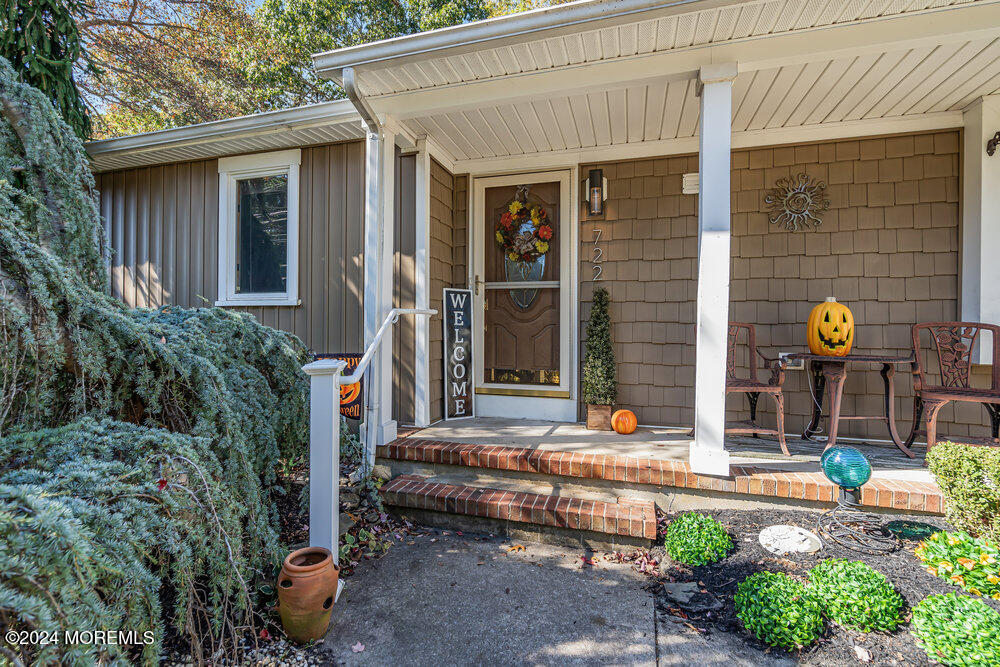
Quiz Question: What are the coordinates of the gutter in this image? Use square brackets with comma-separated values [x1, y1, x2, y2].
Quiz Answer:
[342, 67, 381, 132]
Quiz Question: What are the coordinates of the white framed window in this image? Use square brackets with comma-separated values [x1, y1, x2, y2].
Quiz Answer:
[216, 149, 301, 307]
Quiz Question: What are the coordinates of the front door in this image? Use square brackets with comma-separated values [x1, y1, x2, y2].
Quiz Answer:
[472, 171, 576, 421]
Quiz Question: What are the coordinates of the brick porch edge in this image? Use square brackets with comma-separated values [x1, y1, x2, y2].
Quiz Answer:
[380, 474, 658, 539]
[378, 437, 944, 515]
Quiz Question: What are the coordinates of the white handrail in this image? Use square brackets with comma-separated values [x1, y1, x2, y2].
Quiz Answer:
[340, 307, 436, 385]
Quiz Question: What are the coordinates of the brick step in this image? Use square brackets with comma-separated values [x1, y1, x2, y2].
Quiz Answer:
[377, 437, 945, 515]
[379, 474, 657, 540]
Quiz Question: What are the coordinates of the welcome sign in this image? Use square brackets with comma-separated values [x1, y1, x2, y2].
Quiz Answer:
[443, 288, 474, 420]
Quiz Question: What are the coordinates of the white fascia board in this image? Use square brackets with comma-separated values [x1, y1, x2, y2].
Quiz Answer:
[85, 100, 360, 159]
[312, 0, 748, 78]
[454, 112, 963, 174]
[368, 2, 1000, 121]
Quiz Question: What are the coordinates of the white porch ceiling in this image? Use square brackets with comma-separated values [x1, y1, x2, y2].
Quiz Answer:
[349, 0, 986, 97]
[400, 37, 1000, 162]
[310, 0, 1000, 169]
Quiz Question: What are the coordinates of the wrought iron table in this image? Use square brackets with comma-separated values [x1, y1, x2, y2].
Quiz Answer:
[785, 353, 915, 458]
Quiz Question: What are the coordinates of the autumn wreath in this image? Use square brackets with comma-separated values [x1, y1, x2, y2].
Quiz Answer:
[495, 199, 554, 263]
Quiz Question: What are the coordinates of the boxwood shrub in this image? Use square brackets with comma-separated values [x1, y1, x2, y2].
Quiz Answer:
[916, 530, 1000, 599]
[926, 441, 1000, 543]
[663, 512, 733, 566]
[807, 559, 905, 632]
[735, 572, 824, 650]
[911, 593, 1000, 666]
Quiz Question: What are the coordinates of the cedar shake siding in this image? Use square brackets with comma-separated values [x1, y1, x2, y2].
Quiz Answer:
[97, 141, 366, 355]
[579, 130, 989, 439]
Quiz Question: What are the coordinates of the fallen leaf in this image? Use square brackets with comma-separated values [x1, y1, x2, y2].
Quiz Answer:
[854, 646, 872, 663]
[259, 628, 270, 641]
[352, 642, 365, 653]
[456, 531, 463, 536]
[505, 544, 525, 553]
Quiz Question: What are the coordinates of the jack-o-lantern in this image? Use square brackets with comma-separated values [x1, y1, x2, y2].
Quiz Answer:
[807, 297, 854, 357]
[611, 409, 638, 435]
[340, 381, 361, 405]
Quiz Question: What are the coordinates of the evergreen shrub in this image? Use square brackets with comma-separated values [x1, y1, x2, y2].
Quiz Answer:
[582, 286, 616, 405]
[735, 571, 824, 650]
[663, 512, 733, 566]
[807, 559, 905, 632]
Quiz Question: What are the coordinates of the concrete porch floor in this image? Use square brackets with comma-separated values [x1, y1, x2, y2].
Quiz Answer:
[410, 417, 933, 486]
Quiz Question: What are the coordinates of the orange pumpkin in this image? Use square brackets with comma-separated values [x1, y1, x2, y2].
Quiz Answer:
[807, 297, 854, 357]
[611, 409, 638, 435]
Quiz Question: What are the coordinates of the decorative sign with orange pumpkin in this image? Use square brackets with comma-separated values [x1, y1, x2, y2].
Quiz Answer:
[315, 353, 363, 418]
[807, 298, 854, 357]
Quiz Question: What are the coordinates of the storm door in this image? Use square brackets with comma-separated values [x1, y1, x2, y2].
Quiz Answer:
[472, 171, 573, 419]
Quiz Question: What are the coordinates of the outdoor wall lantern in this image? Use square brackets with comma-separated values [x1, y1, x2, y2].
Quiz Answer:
[816, 446, 898, 554]
[987, 131, 1000, 156]
[584, 169, 607, 216]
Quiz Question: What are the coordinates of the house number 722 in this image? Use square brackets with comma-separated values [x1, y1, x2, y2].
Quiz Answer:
[591, 228, 603, 281]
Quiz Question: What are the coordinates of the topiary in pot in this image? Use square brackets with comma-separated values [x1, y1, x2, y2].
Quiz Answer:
[911, 593, 1000, 666]
[582, 286, 617, 430]
[735, 572, 824, 650]
[807, 559, 905, 632]
[663, 512, 733, 566]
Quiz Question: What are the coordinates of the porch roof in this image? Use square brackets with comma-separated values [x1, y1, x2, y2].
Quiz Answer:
[315, 0, 1000, 171]
[85, 100, 363, 172]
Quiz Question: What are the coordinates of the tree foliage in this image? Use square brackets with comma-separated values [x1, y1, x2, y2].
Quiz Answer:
[78, 0, 569, 138]
[0, 0, 93, 139]
[0, 56, 311, 663]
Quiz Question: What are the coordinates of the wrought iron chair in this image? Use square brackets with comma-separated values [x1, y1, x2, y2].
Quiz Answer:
[725, 323, 789, 455]
[905, 322, 1000, 455]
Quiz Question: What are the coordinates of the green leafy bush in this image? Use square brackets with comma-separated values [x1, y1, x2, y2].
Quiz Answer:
[911, 593, 1000, 666]
[735, 572, 824, 649]
[916, 531, 1000, 599]
[927, 441, 1000, 543]
[807, 559, 905, 631]
[663, 512, 733, 566]
[582, 286, 616, 405]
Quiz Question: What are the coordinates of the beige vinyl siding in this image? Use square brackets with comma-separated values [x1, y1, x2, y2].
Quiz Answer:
[394, 152, 417, 425]
[579, 130, 990, 439]
[428, 160, 459, 422]
[97, 140, 366, 355]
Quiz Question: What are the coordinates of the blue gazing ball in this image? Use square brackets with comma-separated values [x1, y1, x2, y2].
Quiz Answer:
[820, 446, 872, 489]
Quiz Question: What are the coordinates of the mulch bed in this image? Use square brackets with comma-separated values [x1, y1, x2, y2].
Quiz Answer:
[645, 507, 999, 666]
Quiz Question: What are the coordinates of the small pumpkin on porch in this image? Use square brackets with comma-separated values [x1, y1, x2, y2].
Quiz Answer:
[807, 297, 854, 357]
[611, 409, 637, 435]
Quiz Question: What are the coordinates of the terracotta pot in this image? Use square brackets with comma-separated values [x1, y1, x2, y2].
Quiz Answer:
[586, 403, 613, 431]
[277, 547, 340, 643]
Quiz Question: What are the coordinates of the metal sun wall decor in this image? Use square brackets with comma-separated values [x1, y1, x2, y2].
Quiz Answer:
[764, 173, 830, 232]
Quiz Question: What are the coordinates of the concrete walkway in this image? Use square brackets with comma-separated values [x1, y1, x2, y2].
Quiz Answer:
[322, 529, 789, 666]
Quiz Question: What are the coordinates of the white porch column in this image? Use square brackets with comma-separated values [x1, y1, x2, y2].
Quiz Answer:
[376, 128, 397, 451]
[413, 139, 432, 427]
[961, 95, 1000, 363]
[302, 358, 347, 557]
[362, 122, 397, 466]
[690, 63, 737, 476]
